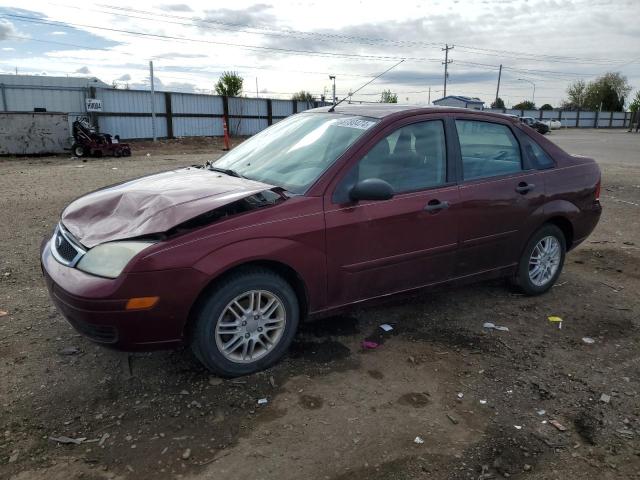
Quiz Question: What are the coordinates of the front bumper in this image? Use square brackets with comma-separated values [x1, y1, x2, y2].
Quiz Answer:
[41, 239, 210, 351]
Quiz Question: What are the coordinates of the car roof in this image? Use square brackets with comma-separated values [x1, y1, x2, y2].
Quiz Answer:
[306, 104, 518, 122]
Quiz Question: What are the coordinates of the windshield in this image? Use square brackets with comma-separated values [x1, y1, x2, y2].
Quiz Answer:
[213, 113, 378, 194]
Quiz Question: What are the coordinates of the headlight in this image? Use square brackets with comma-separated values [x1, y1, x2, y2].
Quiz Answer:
[76, 241, 155, 279]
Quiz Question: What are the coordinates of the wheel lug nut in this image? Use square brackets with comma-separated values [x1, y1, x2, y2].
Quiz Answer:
[257, 327, 263, 332]
[242, 321, 247, 326]
[244, 333, 250, 338]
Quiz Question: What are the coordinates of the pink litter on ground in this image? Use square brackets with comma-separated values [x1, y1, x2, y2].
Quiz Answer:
[362, 340, 380, 350]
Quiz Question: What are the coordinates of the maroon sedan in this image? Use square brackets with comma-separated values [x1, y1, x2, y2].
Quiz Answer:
[42, 105, 601, 376]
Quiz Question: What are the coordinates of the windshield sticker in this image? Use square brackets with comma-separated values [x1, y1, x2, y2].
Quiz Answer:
[334, 118, 377, 130]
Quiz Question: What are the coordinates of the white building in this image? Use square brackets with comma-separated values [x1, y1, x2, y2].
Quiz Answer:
[432, 95, 485, 110]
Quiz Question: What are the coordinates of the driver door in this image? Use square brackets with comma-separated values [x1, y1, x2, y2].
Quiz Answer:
[323, 117, 459, 307]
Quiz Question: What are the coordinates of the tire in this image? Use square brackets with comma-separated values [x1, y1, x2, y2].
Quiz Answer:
[513, 224, 566, 295]
[114, 148, 122, 158]
[191, 268, 300, 377]
[72, 143, 85, 157]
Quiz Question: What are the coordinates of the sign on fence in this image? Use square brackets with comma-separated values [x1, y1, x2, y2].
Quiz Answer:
[85, 98, 103, 112]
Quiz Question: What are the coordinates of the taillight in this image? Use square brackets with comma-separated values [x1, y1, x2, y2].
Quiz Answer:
[595, 178, 601, 202]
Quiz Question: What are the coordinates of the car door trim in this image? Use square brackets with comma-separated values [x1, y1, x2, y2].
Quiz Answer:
[342, 242, 458, 273]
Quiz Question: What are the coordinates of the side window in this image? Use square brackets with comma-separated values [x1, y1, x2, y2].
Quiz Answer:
[455, 120, 522, 180]
[355, 120, 447, 193]
[525, 139, 554, 169]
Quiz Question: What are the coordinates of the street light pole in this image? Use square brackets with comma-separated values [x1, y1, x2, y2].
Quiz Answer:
[329, 75, 336, 105]
[517, 78, 536, 106]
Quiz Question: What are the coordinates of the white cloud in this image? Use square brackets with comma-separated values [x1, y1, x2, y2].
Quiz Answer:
[75, 66, 91, 74]
[50, 31, 68, 36]
[0, 19, 16, 41]
[2, 47, 15, 51]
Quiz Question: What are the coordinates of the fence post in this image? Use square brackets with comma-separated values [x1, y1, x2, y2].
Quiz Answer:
[576, 109, 581, 128]
[292, 101, 297, 114]
[539, 109, 543, 120]
[594, 109, 598, 128]
[0, 83, 6, 111]
[222, 96, 229, 136]
[266, 98, 273, 126]
[164, 92, 173, 139]
[609, 111, 613, 128]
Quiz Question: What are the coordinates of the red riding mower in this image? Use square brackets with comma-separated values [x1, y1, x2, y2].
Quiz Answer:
[71, 117, 132, 158]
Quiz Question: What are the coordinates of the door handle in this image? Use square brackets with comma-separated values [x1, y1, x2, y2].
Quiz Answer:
[515, 182, 535, 194]
[424, 199, 450, 213]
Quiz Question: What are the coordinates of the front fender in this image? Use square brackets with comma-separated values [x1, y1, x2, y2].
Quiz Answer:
[192, 237, 327, 312]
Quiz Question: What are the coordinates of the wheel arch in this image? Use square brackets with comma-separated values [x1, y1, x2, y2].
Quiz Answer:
[545, 215, 574, 250]
[183, 259, 310, 341]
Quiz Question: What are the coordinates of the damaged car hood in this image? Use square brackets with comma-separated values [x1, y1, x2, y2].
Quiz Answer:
[61, 167, 276, 248]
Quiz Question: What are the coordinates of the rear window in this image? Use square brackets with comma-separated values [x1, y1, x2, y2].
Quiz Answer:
[525, 139, 555, 169]
[455, 120, 522, 180]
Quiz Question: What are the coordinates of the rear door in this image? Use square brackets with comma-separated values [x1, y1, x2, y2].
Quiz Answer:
[452, 117, 546, 276]
[324, 116, 459, 307]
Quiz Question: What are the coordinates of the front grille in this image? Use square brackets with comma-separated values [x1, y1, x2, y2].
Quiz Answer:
[67, 317, 118, 344]
[55, 233, 77, 262]
[50, 224, 85, 267]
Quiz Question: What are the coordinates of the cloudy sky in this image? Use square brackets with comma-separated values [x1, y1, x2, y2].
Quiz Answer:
[0, 0, 638, 107]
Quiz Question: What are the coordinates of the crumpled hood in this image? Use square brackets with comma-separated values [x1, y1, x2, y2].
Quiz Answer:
[61, 167, 274, 248]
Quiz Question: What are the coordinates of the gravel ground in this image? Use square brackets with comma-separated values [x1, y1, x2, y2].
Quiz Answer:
[1, 129, 639, 480]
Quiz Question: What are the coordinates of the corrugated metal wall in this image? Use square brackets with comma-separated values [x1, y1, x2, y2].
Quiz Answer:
[0, 81, 631, 140]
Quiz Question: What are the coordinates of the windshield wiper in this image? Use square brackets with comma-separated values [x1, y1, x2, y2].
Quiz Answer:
[204, 161, 245, 178]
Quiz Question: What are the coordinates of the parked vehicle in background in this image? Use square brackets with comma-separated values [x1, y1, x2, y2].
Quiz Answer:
[42, 105, 602, 377]
[543, 119, 562, 130]
[520, 116, 550, 134]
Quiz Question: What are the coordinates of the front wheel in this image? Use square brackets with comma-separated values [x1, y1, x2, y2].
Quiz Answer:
[513, 224, 566, 295]
[191, 269, 299, 377]
[71, 143, 85, 157]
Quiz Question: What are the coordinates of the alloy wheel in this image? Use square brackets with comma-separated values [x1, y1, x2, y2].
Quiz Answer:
[214, 290, 286, 363]
[528, 235, 561, 286]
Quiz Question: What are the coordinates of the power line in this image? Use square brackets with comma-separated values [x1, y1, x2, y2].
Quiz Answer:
[1, 13, 442, 64]
[77, 3, 625, 66]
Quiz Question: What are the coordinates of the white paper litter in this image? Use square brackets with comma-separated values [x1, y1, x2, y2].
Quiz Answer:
[380, 323, 393, 332]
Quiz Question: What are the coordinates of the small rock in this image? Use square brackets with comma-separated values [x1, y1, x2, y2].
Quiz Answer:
[60, 346, 80, 356]
[600, 393, 611, 404]
[208, 377, 223, 386]
[179, 390, 189, 395]
[524, 464, 532, 471]
[181, 448, 191, 460]
[257, 398, 268, 406]
[8, 450, 18, 463]
[582, 337, 595, 345]
[413, 436, 425, 444]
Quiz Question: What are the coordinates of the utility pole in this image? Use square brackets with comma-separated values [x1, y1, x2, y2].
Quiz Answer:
[442, 44, 453, 97]
[329, 75, 336, 105]
[255, 77, 259, 98]
[495, 64, 502, 106]
[428, 86, 431, 105]
[149, 60, 157, 142]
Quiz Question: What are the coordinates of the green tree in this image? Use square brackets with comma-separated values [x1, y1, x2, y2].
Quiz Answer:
[565, 79, 587, 109]
[565, 73, 631, 111]
[629, 91, 640, 113]
[540, 103, 554, 110]
[490, 97, 505, 109]
[513, 100, 536, 110]
[380, 89, 398, 103]
[291, 90, 315, 102]
[583, 72, 631, 111]
[215, 71, 243, 97]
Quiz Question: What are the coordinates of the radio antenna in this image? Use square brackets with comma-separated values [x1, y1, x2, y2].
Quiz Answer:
[328, 59, 405, 112]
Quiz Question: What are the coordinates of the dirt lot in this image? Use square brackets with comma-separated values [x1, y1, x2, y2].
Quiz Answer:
[1, 129, 639, 480]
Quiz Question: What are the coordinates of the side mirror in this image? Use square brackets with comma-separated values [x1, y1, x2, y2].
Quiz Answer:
[349, 178, 394, 202]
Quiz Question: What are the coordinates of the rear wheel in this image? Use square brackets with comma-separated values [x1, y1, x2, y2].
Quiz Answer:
[513, 224, 566, 295]
[191, 269, 299, 377]
[71, 143, 85, 157]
